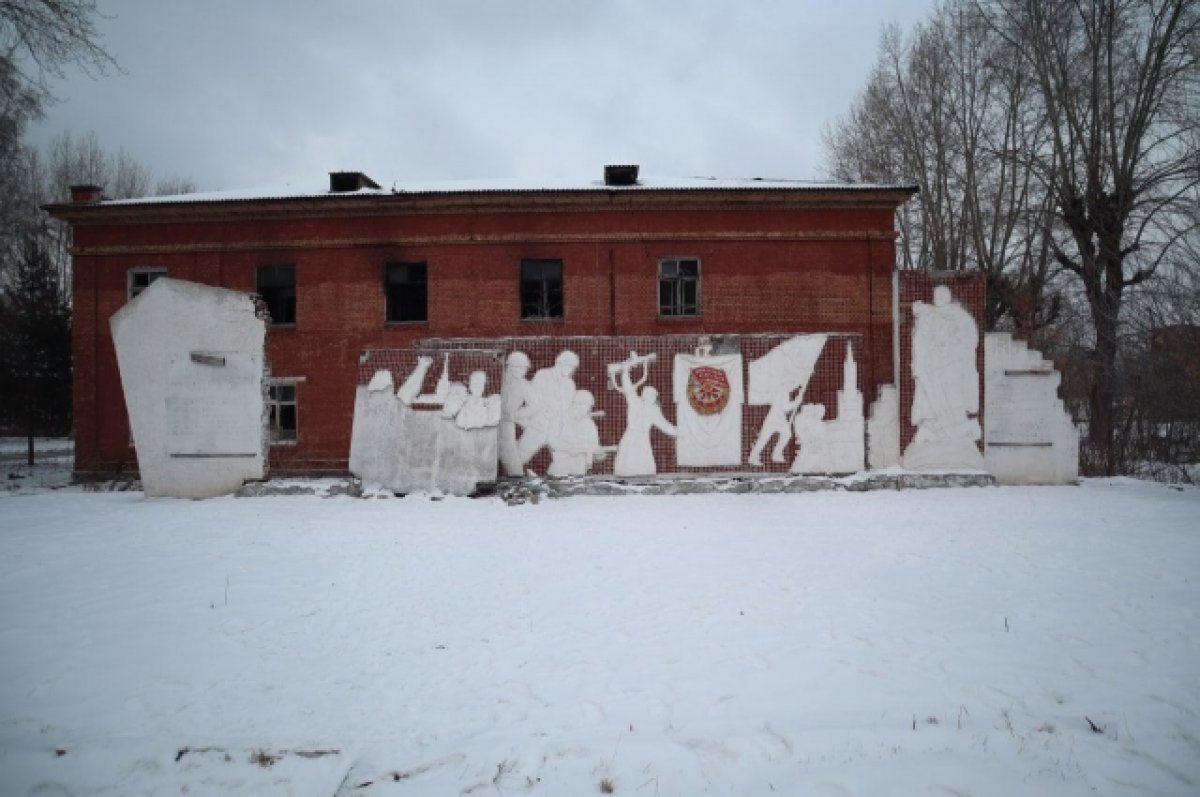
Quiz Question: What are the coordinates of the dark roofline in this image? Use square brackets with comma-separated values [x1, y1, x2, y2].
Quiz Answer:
[44, 182, 919, 224]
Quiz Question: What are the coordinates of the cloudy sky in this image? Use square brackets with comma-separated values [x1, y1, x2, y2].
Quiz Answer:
[27, 0, 935, 193]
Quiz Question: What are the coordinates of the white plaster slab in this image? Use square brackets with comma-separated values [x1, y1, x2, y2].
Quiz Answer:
[165, 352, 263, 456]
[867, 384, 901, 469]
[672, 352, 744, 467]
[110, 278, 266, 498]
[983, 332, 1079, 484]
[349, 354, 502, 495]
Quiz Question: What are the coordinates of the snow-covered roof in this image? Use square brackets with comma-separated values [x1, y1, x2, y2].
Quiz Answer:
[101, 175, 918, 206]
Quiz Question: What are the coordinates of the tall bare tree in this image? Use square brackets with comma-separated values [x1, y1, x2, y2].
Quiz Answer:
[2, 0, 117, 278]
[823, 3, 1062, 335]
[1, 0, 117, 104]
[988, 0, 1200, 474]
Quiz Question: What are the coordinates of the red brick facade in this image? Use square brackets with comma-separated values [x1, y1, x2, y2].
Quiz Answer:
[50, 182, 916, 476]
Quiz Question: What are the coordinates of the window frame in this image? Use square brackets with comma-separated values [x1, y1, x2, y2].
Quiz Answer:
[266, 377, 302, 446]
[128, 267, 168, 300]
[520, 258, 564, 320]
[256, 264, 297, 326]
[658, 257, 701, 318]
[384, 261, 428, 324]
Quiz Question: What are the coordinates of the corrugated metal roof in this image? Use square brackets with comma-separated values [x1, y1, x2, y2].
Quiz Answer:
[100, 175, 918, 207]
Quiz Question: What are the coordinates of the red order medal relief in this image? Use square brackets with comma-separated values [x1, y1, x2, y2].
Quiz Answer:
[686, 366, 731, 416]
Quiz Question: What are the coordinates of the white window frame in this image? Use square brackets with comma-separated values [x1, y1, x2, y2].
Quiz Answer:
[128, 267, 168, 300]
[266, 377, 304, 446]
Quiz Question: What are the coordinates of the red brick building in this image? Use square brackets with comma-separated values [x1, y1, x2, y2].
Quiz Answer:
[48, 169, 917, 477]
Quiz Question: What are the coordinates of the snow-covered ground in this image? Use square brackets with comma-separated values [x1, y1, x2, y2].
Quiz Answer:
[1, 475, 1198, 796]
[1, 437, 75, 495]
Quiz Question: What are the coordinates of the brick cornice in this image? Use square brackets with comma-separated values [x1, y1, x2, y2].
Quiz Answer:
[46, 187, 917, 226]
[70, 228, 900, 257]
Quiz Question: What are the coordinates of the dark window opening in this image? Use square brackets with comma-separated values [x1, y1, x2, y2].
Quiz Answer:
[521, 259, 563, 320]
[128, 268, 167, 300]
[256, 265, 296, 325]
[659, 258, 700, 317]
[268, 382, 298, 444]
[386, 262, 428, 323]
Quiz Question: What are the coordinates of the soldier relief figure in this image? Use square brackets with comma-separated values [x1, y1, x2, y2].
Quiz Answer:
[903, 286, 985, 470]
[501, 350, 608, 477]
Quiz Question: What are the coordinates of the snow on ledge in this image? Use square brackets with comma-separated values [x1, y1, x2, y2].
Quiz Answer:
[101, 176, 919, 206]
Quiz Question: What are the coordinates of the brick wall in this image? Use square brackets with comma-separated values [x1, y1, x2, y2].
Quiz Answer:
[67, 197, 904, 475]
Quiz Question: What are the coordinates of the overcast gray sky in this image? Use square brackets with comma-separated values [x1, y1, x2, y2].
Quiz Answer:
[26, 0, 935, 193]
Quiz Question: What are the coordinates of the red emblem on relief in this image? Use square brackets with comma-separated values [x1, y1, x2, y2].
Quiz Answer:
[687, 366, 731, 416]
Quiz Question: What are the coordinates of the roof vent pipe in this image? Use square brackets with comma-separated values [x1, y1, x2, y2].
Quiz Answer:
[604, 164, 639, 187]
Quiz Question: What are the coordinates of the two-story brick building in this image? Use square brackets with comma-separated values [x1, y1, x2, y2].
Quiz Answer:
[48, 167, 919, 478]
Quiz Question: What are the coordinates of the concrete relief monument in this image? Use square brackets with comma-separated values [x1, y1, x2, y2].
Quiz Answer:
[983, 332, 1079, 484]
[110, 278, 267, 499]
[790, 344, 865, 474]
[673, 340, 744, 467]
[546, 390, 609, 477]
[867, 385, 901, 470]
[349, 351, 501, 495]
[902, 286, 985, 470]
[747, 334, 827, 467]
[516, 350, 581, 471]
[609, 351, 676, 476]
[499, 352, 534, 476]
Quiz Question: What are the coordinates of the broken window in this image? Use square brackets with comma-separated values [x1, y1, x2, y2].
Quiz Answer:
[128, 267, 167, 300]
[267, 380, 298, 444]
[659, 258, 700, 317]
[385, 261, 427, 323]
[521, 259, 563, 320]
[256, 265, 296, 325]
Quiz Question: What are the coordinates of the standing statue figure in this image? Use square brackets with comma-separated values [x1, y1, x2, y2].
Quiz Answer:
[610, 351, 677, 476]
[516, 350, 580, 468]
[904, 285, 983, 469]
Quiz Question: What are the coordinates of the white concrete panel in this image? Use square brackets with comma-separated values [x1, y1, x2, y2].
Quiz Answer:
[110, 278, 266, 498]
[903, 286, 985, 471]
[165, 352, 263, 456]
[790, 345, 865, 474]
[867, 385, 901, 469]
[983, 333, 1079, 484]
[673, 351, 744, 467]
[349, 355, 501, 495]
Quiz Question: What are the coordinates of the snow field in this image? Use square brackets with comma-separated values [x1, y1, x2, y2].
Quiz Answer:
[0, 480, 1197, 795]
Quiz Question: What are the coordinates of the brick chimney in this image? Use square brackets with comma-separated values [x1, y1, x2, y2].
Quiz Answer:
[69, 184, 104, 204]
[329, 171, 381, 192]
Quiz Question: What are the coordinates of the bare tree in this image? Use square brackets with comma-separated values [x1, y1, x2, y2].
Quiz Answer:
[987, 0, 1200, 475]
[0, 0, 117, 104]
[27, 130, 196, 289]
[1, 0, 117, 280]
[823, 3, 1062, 335]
